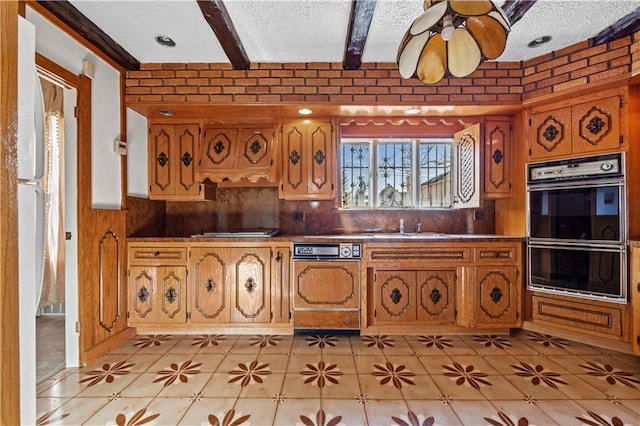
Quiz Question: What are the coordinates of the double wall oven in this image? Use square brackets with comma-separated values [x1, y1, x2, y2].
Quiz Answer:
[526, 153, 627, 302]
[292, 242, 362, 334]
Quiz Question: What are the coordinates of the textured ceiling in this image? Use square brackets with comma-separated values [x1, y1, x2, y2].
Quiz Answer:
[67, 0, 640, 65]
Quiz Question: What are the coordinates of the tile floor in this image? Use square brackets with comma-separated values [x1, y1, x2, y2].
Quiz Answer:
[36, 330, 640, 425]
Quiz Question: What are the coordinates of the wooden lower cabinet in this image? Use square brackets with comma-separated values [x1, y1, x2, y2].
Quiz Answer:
[373, 269, 456, 325]
[128, 265, 187, 325]
[469, 265, 520, 327]
[365, 240, 522, 332]
[630, 242, 640, 355]
[229, 247, 271, 323]
[128, 242, 291, 329]
[190, 246, 230, 323]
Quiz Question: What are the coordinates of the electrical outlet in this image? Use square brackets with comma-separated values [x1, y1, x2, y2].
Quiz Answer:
[293, 211, 305, 222]
[474, 209, 485, 220]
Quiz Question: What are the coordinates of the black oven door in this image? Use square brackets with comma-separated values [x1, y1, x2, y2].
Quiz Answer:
[528, 181, 624, 244]
[527, 243, 626, 302]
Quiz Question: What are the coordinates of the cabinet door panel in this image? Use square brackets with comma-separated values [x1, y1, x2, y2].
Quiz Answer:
[571, 96, 620, 154]
[416, 270, 455, 323]
[190, 247, 230, 323]
[236, 128, 274, 170]
[282, 123, 306, 196]
[474, 266, 519, 326]
[230, 248, 271, 323]
[200, 127, 237, 171]
[149, 125, 174, 195]
[175, 124, 200, 197]
[129, 266, 155, 323]
[374, 270, 414, 323]
[155, 266, 186, 323]
[308, 123, 332, 196]
[530, 107, 571, 159]
[484, 120, 511, 198]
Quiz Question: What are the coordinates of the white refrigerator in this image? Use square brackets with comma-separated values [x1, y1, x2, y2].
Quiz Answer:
[17, 16, 45, 426]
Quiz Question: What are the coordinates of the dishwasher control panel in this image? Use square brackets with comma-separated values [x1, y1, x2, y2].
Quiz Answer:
[293, 243, 361, 260]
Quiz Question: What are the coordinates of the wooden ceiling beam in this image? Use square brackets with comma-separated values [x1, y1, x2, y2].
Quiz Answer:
[502, 0, 537, 26]
[343, 0, 377, 70]
[592, 7, 640, 46]
[197, 0, 250, 70]
[35, 0, 140, 71]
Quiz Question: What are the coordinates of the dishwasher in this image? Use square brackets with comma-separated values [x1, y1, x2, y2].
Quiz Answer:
[292, 242, 362, 334]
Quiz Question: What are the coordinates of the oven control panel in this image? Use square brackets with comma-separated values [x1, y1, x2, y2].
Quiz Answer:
[293, 243, 362, 260]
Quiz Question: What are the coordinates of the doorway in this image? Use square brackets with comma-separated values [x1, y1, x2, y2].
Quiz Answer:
[34, 73, 79, 383]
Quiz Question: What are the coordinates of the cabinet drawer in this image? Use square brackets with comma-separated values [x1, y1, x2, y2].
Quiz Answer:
[129, 246, 187, 265]
[474, 246, 518, 263]
[531, 295, 623, 337]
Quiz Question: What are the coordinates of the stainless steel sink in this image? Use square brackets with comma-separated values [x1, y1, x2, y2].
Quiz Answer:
[191, 229, 280, 238]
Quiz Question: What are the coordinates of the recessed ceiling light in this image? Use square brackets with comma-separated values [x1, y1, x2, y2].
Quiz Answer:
[158, 108, 175, 116]
[528, 36, 552, 48]
[404, 108, 421, 115]
[155, 35, 176, 48]
[298, 108, 312, 115]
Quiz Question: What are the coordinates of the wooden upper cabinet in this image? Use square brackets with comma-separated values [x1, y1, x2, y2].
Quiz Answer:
[453, 123, 481, 208]
[148, 123, 213, 200]
[199, 125, 276, 183]
[280, 119, 335, 200]
[529, 89, 624, 160]
[484, 119, 511, 198]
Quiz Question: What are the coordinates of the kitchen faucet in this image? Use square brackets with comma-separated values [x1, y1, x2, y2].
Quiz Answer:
[416, 222, 422, 233]
[399, 219, 405, 233]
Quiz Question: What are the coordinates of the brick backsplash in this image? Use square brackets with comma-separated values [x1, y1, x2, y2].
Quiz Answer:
[126, 33, 640, 106]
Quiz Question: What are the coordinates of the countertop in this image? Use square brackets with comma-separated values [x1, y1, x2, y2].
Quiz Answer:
[127, 233, 526, 243]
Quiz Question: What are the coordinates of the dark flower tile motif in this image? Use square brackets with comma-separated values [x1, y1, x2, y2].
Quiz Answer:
[79, 360, 134, 387]
[249, 335, 282, 348]
[483, 411, 529, 426]
[511, 362, 567, 389]
[526, 332, 570, 349]
[192, 334, 226, 348]
[575, 411, 624, 426]
[153, 360, 202, 387]
[273, 392, 286, 403]
[579, 362, 640, 388]
[372, 361, 416, 389]
[208, 408, 250, 426]
[36, 410, 70, 426]
[356, 393, 370, 404]
[115, 408, 160, 426]
[522, 395, 539, 405]
[473, 335, 512, 349]
[305, 335, 338, 348]
[300, 360, 343, 388]
[299, 409, 342, 426]
[392, 410, 435, 426]
[228, 359, 272, 387]
[417, 335, 454, 349]
[442, 362, 492, 390]
[362, 335, 395, 349]
[132, 335, 172, 349]
[190, 390, 205, 402]
[437, 394, 454, 405]
[605, 394, 623, 405]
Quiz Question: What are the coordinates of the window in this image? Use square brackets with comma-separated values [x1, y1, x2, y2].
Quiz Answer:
[339, 123, 481, 210]
[340, 138, 452, 209]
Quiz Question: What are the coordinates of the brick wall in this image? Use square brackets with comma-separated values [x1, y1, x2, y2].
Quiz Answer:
[126, 33, 640, 106]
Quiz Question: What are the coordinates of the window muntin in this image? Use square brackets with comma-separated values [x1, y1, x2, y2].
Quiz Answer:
[340, 138, 452, 209]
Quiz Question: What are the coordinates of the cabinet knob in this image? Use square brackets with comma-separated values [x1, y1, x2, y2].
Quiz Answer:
[494, 252, 500, 258]
[154, 251, 160, 257]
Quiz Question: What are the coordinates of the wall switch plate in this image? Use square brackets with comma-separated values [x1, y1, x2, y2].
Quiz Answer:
[293, 211, 305, 221]
[114, 139, 127, 155]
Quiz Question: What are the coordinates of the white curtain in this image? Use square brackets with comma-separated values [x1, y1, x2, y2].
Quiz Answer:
[39, 78, 65, 308]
